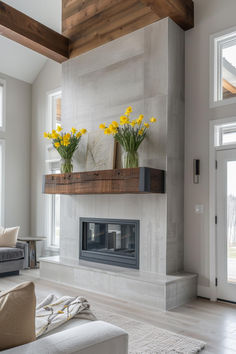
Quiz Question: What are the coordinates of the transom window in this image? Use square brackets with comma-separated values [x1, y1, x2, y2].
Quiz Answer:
[215, 122, 236, 147]
[211, 28, 236, 106]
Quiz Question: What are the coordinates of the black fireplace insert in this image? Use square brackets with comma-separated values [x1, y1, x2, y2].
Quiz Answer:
[79, 218, 139, 269]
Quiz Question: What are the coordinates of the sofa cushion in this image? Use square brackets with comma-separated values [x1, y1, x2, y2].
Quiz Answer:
[0, 227, 20, 247]
[0, 281, 36, 351]
[0, 247, 24, 262]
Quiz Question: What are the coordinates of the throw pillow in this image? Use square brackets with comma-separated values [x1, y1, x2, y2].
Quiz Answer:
[0, 226, 20, 247]
[0, 281, 36, 350]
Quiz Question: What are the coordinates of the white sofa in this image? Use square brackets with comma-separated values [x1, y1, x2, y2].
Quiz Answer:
[2, 320, 128, 354]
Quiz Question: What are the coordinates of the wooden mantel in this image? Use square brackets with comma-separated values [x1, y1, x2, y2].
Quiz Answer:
[63, 0, 194, 59]
[43, 167, 165, 195]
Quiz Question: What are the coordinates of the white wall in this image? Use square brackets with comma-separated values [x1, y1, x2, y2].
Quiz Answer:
[31, 60, 61, 239]
[185, 0, 236, 297]
[0, 72, 31, 236]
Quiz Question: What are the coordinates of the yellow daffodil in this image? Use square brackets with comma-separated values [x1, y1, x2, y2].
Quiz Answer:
[52, 132, 59, 139]
[139, 114, 144, 120]
[71, 127, 77, 135]
[137, 118, 142, 125]
[99, 123, 106, 130]
[130, 120, 136, 127]
[112, 121, 119, 128]
[44, 132, 49, 138]
[108, 124, 118, 135]
[104, 128, 112, 135]
[150, 117, 157, 123]
[54, 142, 60, 148]
[138, 129, 144, 136]
[57, 126, 62, 132]
[80, 128, 87, 135]
[66, 133, 71, 139]
[125, 106, 132, 115]
[120, 115, 129, 125]
[64, 140, 70, 146]
[76, 132, 82, 138]
[144, 123, 150, 128]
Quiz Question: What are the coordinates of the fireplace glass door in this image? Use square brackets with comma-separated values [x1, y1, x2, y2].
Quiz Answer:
[80, 218, 139, 269]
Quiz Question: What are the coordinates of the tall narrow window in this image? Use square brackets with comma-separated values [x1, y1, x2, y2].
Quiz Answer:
[0, 79, 6, 131]
[47, 90, 61, 248]
[211, 28, 236, 106]
[0, 140, 5, 226]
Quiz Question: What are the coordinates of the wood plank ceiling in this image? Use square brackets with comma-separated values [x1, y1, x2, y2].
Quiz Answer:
[0, 0, 194, 62]
[62, 0, 194, 59]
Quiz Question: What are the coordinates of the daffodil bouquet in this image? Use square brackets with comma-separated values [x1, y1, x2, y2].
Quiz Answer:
[99, 107, 156, 168]
[44, 126, 87, 173]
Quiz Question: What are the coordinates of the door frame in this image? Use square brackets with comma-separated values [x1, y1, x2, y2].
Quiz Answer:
[209, 116, 236, 301]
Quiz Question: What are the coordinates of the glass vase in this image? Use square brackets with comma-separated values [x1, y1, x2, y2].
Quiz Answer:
[122, 150, 139, 168]
[61, 158, 73, 174]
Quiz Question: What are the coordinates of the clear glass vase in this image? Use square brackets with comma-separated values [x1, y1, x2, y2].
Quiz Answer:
[122, 150, 139, 168]
[61, 158, 73, 174]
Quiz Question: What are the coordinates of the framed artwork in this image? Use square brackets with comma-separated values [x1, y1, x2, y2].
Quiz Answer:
[85, 130, 117, 171]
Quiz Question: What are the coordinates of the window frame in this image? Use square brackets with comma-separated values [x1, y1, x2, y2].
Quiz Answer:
[210, 27, 236, 108]
[0, 78, 6, 132]
[46, 89, 62, 250]
[0, 139, 5, 227]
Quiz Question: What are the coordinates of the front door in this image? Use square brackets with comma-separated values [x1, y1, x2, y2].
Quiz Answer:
[217, 149, 236, 302]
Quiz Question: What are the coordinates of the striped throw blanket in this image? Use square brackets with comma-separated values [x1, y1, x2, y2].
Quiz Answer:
[36, 294, 96, 338]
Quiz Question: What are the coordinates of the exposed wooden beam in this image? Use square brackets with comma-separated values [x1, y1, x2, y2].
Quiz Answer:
[0, 1, 69, 63]
[223, 79, 236, 94]
[140, 0, 194, 30]
[62, 0, 194, 59]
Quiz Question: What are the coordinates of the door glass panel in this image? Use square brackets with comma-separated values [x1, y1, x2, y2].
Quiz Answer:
[227, 161, 236, 283]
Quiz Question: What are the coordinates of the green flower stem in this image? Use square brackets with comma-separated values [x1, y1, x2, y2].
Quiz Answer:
[61, 159, 73, 173]
[123, 150, 139, 168]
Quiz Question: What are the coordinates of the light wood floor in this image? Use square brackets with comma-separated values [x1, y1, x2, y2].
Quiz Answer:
[1, 270, 236, 354]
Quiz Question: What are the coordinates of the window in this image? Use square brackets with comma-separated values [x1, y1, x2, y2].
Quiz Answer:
[211, 28, 236, 106]
[0, 79, 6, 131]
[0, 140, 5, 226]
[47, 90, 61, 248]
[215, 121, 236, 147]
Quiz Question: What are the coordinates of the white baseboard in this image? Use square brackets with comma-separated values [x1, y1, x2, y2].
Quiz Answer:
[197, 285, 212, 299]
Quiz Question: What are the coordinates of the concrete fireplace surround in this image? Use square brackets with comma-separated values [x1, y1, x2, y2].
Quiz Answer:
[40, 18, 197, 310]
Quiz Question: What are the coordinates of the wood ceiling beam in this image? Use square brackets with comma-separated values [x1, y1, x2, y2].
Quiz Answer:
[140, 0, 194, 30]
[223, 79, 236, 94]
[0, 1, 69, 63]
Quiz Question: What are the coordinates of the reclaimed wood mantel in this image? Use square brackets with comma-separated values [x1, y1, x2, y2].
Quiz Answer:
[43, 167, 165, 195]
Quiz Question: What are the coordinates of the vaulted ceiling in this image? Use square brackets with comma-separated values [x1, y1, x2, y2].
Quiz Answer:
[0, 0, 194, 83]
[0, 0, 61, 83]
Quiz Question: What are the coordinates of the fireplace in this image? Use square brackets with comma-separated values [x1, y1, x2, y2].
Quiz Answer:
[79, 218, 139, 269]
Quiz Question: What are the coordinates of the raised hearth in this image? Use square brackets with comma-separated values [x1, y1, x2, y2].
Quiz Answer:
[40, 256, 197, 311]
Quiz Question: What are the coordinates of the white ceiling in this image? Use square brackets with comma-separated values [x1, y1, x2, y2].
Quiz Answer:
[0, 0, 62, 84]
